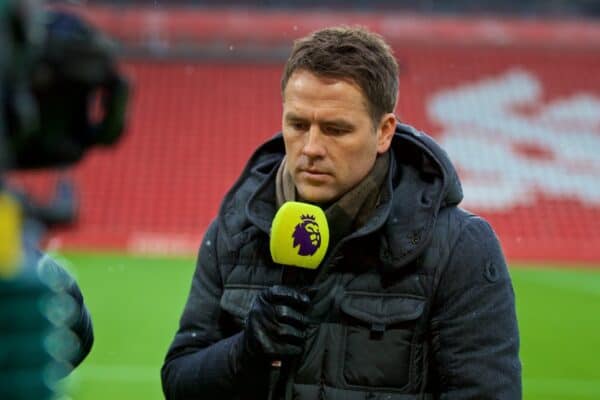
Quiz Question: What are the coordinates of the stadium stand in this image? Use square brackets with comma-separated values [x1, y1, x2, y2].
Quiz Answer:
[78, 0, 600, 18]
[8, 5, 600, 263]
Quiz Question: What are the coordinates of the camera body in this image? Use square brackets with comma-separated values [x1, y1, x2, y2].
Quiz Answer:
[1, 2, 129, 398]
[2, 5, 129, 170]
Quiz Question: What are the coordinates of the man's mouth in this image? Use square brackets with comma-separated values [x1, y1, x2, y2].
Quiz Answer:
[299, 169, 330, 181]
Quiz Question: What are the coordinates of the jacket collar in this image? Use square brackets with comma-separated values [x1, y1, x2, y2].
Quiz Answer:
[219, 124, 463, 272]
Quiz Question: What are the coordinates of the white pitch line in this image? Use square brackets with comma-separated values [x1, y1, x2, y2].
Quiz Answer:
[69, 365, 600, 396]
[525, 377, 600, 396]
[516, 272, 600, 297]
[71, 364, 159, 383]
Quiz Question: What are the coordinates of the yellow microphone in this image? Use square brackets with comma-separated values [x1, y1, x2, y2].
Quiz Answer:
[268, 201, 330, 390]
[270, 201, 329, 270]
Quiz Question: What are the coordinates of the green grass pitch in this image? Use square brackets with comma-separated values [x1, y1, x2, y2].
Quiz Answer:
[52, 251, 600, 399]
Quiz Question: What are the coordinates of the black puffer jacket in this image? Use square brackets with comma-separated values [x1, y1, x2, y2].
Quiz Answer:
[162, 124, 521, 399]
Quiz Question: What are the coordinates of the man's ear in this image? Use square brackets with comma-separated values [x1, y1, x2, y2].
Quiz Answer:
[376, 113, 396, 154]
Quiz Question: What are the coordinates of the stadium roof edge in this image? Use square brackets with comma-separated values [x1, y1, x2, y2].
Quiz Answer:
[51, 5, 600, 50]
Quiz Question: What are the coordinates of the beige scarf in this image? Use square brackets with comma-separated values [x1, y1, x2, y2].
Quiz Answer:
[275, 152, 390, 246]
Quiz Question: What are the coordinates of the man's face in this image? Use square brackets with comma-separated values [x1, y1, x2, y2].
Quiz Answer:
[282, 70, 395, 204]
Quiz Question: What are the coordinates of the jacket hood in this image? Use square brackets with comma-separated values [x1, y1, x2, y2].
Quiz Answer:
[377, 123, 463, 270]
[217, 124, 463, 268]
[391, 123, 462, 207]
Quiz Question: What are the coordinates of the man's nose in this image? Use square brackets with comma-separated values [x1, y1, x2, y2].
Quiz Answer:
[302, 125, 326, 158]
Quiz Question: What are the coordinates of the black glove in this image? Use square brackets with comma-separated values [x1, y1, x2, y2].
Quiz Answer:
[241, 286, 311, 363]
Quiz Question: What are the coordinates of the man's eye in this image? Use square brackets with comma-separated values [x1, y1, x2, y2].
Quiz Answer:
[325, 126, 346, 135]
[291, 122, 308, 131]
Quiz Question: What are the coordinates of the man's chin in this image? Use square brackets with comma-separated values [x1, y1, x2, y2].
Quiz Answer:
[297, 187, 337, 206]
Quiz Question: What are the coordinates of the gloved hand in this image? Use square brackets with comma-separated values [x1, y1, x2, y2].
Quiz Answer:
[241, 286, 311, 363]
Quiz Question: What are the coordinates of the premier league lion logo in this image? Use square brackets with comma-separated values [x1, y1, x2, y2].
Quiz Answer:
[292, 214, 321, 256]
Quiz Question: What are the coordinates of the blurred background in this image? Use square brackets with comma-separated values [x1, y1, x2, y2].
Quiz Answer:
[7, 0, 600, 399]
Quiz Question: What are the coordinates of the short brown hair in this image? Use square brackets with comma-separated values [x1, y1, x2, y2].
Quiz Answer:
[281, 26, 399, 126]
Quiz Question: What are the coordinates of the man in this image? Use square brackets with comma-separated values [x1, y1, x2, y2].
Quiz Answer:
[162, 26, 521, 399]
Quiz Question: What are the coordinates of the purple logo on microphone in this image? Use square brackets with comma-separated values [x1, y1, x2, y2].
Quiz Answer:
[292, 214, 321, 256]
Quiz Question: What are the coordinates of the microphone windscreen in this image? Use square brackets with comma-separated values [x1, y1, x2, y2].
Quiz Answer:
[270, 201, 329, 269]
[0, 193, 23, 278]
